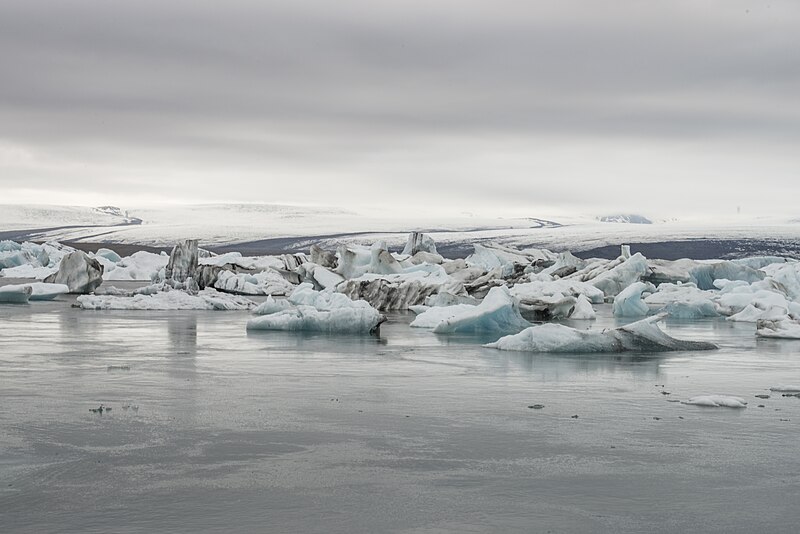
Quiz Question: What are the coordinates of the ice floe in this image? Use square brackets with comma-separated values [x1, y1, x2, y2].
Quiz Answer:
[246, 283, 385, 333]
[43, 251, 104, 294]
[76, 287, 256, 311]
[410, 286, 530, 334]
[682, 395, 747, 408]
[486, 315, 718, 353]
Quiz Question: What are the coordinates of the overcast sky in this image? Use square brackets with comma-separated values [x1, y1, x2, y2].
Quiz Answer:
[1, 0, 798, 218]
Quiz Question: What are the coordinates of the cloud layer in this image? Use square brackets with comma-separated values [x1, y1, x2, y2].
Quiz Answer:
[1, 0, 798, 217]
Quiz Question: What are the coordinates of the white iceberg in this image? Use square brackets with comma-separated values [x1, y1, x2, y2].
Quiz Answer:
[612, 281, 655, 317]
[213, 269, 295, 296]
[1, 282, 70, 301]
[410, 286, 530, 334]
[756, 318, 800, 339]
[76, 288, 256, 311]
[246, 283, 385, 334]
[569, 294, 597, 320]
[402, 232, 438, 256]
[486, 315, 718, 353]
[0, 284, 32, 303]
[587, 253, 648, 297]
[102, 251, 169, 281]
[682, 395, 747, 408]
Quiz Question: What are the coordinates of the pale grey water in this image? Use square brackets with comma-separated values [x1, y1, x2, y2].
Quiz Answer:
[1, 285, 799, 533]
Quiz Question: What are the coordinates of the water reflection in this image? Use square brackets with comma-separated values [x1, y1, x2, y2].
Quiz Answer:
[168, 312, 198, 356]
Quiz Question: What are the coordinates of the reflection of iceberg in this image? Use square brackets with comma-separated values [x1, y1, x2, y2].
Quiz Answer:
[486, 315, 718, 353]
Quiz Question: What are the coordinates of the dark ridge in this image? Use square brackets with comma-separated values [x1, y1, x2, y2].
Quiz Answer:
[576, 239, 800, 261]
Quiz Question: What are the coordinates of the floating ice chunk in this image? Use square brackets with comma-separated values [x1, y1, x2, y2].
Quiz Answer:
[213, 269, 294, 296]
[466, 243, 555, 273]
[424, 291, 478, 307]
[411, 286, 530, 334]
[612, 281, 655, 317]
[402, 232, 438, 256]
[103, 251, 169, 281]
[570, 294, 596, 320]
[588, 252, 648, 297]
[727, 304, 788, 323]
[0, 284, 32, 303]
[43, 251, 104, 293]
[95, 248, 122, 263]
[22, 282, 70, 300]
[76, 288, 256, 310]
[643, 283, 718, 318]
[511, 279, 605, 305]
[165, 239, 198, 283]
[297, 262, 345, 290]
[486, 315, 718, 353]
[247, 283, 385, 334]
[683, 395, 747, 408]
[756, 318, 800, 339]
[769, 385, 800, 392]
[337, 270, 461, 311]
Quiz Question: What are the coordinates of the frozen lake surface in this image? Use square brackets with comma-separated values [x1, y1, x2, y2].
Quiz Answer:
[2, 291, 800, 533]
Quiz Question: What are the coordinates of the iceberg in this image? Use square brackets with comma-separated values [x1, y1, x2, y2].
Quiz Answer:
[102, 251, 169, 281]
[213, 269, 295, 296]
[587, 253, 648, 297]
[165, 239, 199, 283]
[570, 294, 597, 320]
[643, 283, 718, 319]
[43, 251, 104, 294]
[486, 315, 718, 353]
[0, 284, 32, 303]
[246, 284, 385, 334]
[402, 232, 438, 256]
[682, 395, 747, 408]
[76, 288, 256, 311]
[756, 318, 800, 339]
[1, 282, 70, 301]
[336, 269, 461, 311]
[410, 286, 530, 334]
[612, 281, 655, 317]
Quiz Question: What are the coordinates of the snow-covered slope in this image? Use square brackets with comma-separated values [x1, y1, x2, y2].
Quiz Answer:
[1, 204, 799, 258]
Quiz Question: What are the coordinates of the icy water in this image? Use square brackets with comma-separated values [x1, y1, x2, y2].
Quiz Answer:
[1, 291, 800, 533]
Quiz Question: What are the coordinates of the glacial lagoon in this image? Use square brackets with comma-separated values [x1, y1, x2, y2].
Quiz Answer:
[2, 288, 799, 533]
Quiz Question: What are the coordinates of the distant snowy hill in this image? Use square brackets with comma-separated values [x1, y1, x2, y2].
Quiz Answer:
[1, 204, 798, 259]
[0, 204, 135, 230]
[598, 214, 653, 224]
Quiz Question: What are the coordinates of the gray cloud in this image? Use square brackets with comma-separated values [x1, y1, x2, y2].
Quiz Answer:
[1, 0, 798, 217]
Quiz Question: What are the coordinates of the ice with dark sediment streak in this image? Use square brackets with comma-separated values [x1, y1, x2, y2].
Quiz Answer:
[247, 283, 385, 334]
[165, 239, 199, 283]
[43, 251, 104, 294]
[756, 317, 800, 339]
[486, 314, 718, 353]
[76, 287, 256, 310]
